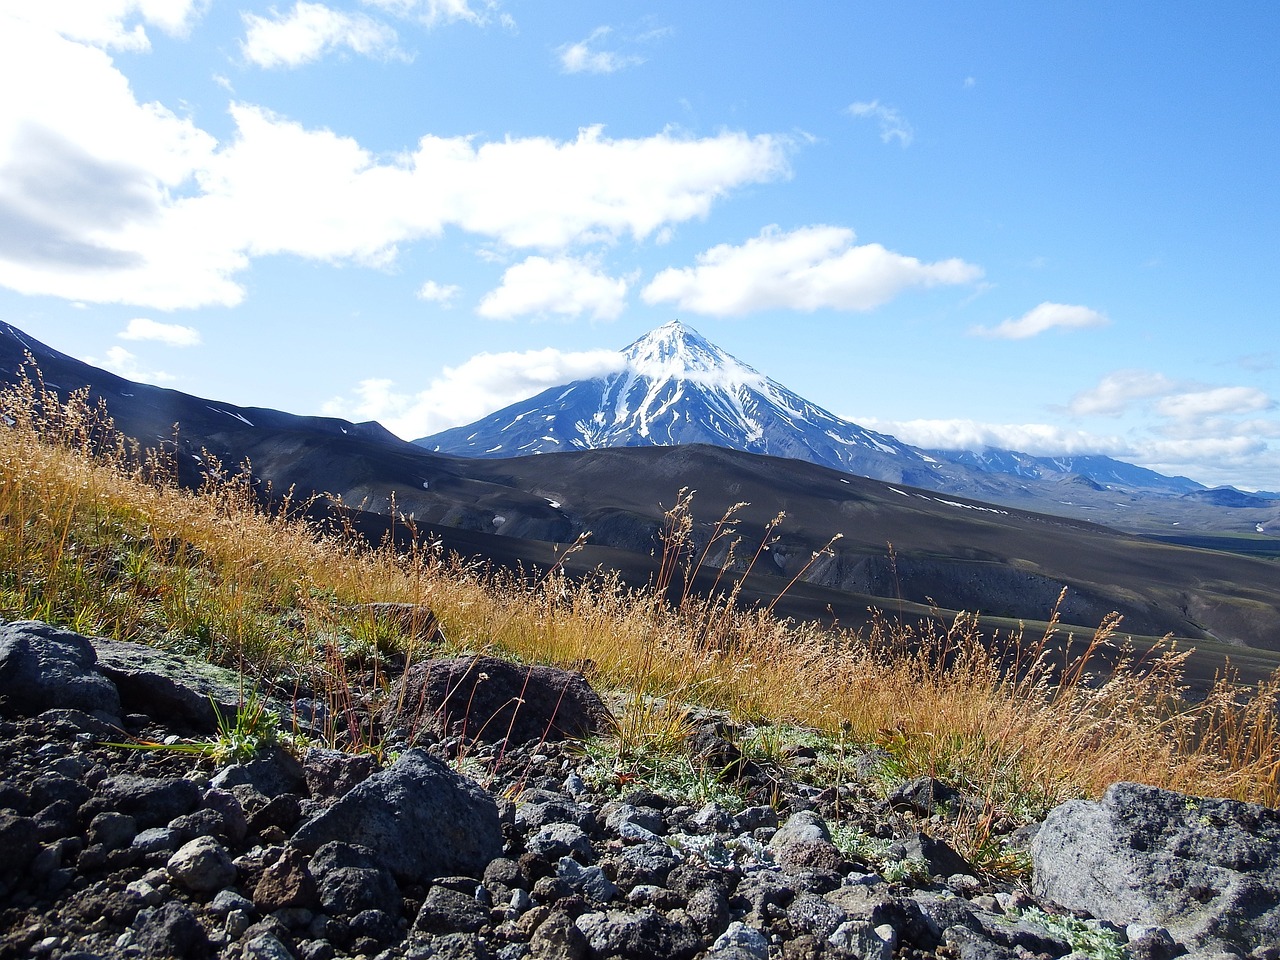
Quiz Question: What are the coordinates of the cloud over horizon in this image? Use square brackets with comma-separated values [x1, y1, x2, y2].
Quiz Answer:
[323, 346, 625, 439]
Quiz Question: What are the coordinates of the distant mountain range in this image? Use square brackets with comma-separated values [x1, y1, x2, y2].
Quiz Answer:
[417, 321, 1273, 529]
[3, 318, 1279, 691]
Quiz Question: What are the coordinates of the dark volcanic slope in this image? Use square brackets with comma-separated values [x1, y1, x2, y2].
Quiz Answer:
[4, 322, 1279, 672]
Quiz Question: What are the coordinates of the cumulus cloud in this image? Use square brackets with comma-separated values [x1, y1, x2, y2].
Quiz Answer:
[0, 14, 790, 310]
[1155, 386, 1273, 421]
[641, 224, 981, 317]
[557, 27, 644, 74]
[118, 317, 202, 346]
[477, 256, 629, 321]
[2, 0, 207, 51]
[847, 100, 913, 147]
[970, 302, 1109, 340]
[323, 346, 625, 438]
[1068, 370, 1177, 416]
[417, 280, 460, 305]
[241, 3, 403, 68]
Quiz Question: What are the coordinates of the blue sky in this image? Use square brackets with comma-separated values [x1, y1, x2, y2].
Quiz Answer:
[1, 1, 1277, 491]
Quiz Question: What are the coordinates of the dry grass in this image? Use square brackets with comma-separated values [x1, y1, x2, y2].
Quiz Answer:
[2, 365, 1277, 815]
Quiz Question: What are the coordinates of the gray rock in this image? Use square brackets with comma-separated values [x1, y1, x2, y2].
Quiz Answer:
[689, 802, 735, 834]
[0, 620, 121, 718]
[317, 865, 401, 916]
[514, 790, 597, 832]
[167, 835, 237, 893]
[574, 908, 701, 960]
[939, 924, 1015, 960]
[610, 840, 682, 889]
[241, 933, 296, 960]
[829, 920, 898, 960]
[787, 891, 847, 939]
[301, 747, 375, 801]
[253, 845, 317, 911]
[734, 870, 796, 921]
[414, 932, 495, 960]
[133, 901, 211, 959]
[414, 884, 489, 934]
[770, 809, 832, 847]
[394, 654, 612, 745]
[211, 746, 307, 798]
[90, 636, 246, 733]
[89, 773, 201, 827]
[292, 748, 502, 884]
[686, 883, 731, 939]
[769, 810, 844, 874]
[1032, 781, 1280, 953]
[0, 810, 38, 896]
[530, 909, 589, 960]
[902, 831, 974, 879]
[200, 788, 250, 844]
[557, 856, 619, 902]
[132, 826, 182, 855]
[734, 806, 779, 833]
[603, 801, 665, 838]
[526, 822, 594, 861]
[707, 921, 769, 960]
[87, 811, 137, 850]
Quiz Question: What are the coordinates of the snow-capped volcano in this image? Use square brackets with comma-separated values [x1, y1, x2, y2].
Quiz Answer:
[417, 320, 950, 486]
[416, 321, 1215, 504]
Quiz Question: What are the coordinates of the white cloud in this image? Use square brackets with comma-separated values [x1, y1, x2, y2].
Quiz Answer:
[118, 317, 201, 346]
[1, 0, 207, 51]
[970, 302, 1109, 339]
[0, 16, 790, 312]
[641, 224, 981, 317]
[87, 345, 176, 383]
[557, 27, 644, 74]
[323, 346, 624, 438]
[1068, 370, 1178, 416]
[477, 256, 629, 321]
[847, 100, 913, 147]
[417, 280, 460, 305]
[1155, 386, 1272, 421]
[241, 3, 403, 69]
[859, 417, 1130, 458]
[1139, 436, 1277, 489]
[361, 0, 490, 26]
[0, 18, 231, 308]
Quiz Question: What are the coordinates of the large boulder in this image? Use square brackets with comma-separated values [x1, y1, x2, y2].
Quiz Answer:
[91, 636, 246, 733]
[0, 620, 121, 718]
[393, 654, 612, 745]
[291, 748, 502, 884]
[1031, 781, 1280, 953]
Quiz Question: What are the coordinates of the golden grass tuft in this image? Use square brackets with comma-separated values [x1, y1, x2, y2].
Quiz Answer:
[1, 365, 1277, 811]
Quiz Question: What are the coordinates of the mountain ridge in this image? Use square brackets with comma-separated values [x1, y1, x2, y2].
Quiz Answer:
[416, 321, 1270, 532]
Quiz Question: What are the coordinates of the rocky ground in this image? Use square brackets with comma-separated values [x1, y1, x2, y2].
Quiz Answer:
[2, 618, 1278, 960]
